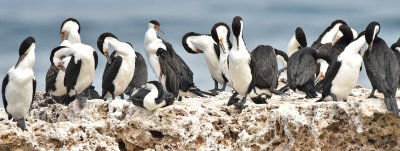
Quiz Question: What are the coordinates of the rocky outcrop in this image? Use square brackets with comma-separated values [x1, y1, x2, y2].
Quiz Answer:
[1, 85, 400, 150]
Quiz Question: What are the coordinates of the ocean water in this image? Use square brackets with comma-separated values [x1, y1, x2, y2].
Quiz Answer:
[1, 0, 399, 107]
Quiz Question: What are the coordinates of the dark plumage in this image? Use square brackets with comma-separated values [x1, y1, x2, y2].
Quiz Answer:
[364, 21, 399, 116]
[124, 52, 148, 96]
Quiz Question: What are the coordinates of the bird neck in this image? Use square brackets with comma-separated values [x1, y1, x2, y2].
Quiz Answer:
[190, 35, 214, 52]
[288, 35, 300, 56]
[67, 29, 81, 44]
[16, 46, 35, 70]
[317, 59, 329, 74]
[320, 24, 341, 44]
[232, 34, 246, 52]
[343, 35, 366, 55]
[145, 28, 158, 44]
[108, 39, 134, 57]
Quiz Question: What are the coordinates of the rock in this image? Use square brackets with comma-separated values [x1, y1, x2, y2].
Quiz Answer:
[0, 87, 400, 150]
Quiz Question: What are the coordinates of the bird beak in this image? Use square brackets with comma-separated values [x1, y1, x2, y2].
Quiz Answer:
[104, 50, 112, 64]
[57, 62, 66, 72]
[219, 39, 226, 52]
[314, 72, 325, 85]
[332, 35, 340, 45]
[155, 26, 164, 35]
[61, 32, 67, 41]
[196, 47, 204, 53]
[362, 42, 373, 58]
[15, 54, 25, 67]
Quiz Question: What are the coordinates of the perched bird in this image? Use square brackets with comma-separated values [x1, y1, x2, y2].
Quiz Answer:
[45, 18, 99, 104]
[97, 32, 136, 100]
[212, 21, 286, 105]
[317, 30, 365, 102]
[315, 24, 354, 83]
[144, 20, 210, 99]
[285, 47, 330, 98]
[311, 20, 347, 49]
[130, 81, 174, 111]
[124, 51, 148, 97]
[49, 42, 97, 105]
[2, 37, 36, 130]
[182, 32, 227, 95]
[390, 37, 400, 87]
[363, 21, 399, 116]
[223, 16, 254, 109]
[211, 22, 234, 89]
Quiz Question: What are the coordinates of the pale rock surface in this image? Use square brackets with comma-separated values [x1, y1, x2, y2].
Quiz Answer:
[1, 81, 400, 150]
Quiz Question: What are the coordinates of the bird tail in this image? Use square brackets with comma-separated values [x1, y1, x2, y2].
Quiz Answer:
[384, 96, 399, 116]
[188, 86, 212, 97]
[298, 80, 318, 98]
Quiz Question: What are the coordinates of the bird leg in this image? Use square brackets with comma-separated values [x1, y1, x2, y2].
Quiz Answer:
[234, 95, 248, 110]
[227, 92, 239, 106]
[209, 80, 219, 96]
[343, 98, 348, 102]
[330, 93, 338, 101]
[14, 117, 26, 131]
[368, 88, 378, 98]
[120, 94, 124, 99]
[220, 81, 227, 91]
[7, 113, 12, 120]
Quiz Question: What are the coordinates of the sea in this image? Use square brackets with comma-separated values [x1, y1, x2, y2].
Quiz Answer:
[1, 0, 399, 107]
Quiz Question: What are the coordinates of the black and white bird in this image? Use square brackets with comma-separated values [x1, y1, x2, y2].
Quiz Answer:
[49, 42, 97, 105]
[311, 20, 347, 49]
[211, 20, 286, 105]
[46, 18, 81, 102]
[124, 51, 148, 97]
[211, 22, 234, 89]
[276, 27, 307, 75]
[222, 16, 254, 109]
[363, 21, 399, 116]
[97, 32, 138, 100]
[130, 81, 174, 111]
[144, 20, 210, 99]
[288, 27, 307, 57]
[2, 37, 36, 130]
[315, 24, 354, 83]
[182, 32, 227, 95]
[317, 30, 365, 102]
[46, 18, 99, 103]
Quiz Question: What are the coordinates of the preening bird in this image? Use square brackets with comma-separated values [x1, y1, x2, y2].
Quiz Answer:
[144, 20, 210, 99]
[45, 18, 99, 104]
[49, 42, 97, 105]
[317, 29, 365, 102]
[182, 32, 227, 95]
[97, 32, 137, 100]
[2, 37, 36, 130]
[363, 21, 399, 116]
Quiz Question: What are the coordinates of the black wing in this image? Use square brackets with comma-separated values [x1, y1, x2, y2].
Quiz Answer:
[163, 41, 195, 91]
[321, 60, 342, 98]
[157, 48, 181, 97]
[2, 74, 9, 114]
[125, 52, 148, 95]
[31, 78, 36, 107]
[64, 55, 82, 95]
[102, 54, 122, 97]
[131, 88, 151, 107]
[287, 48, 318, 90]
[93, 51, 98, 70]
[45, 65, 58, 93]
[214, 44, 221, 60]
[251, 45, 279, 89]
